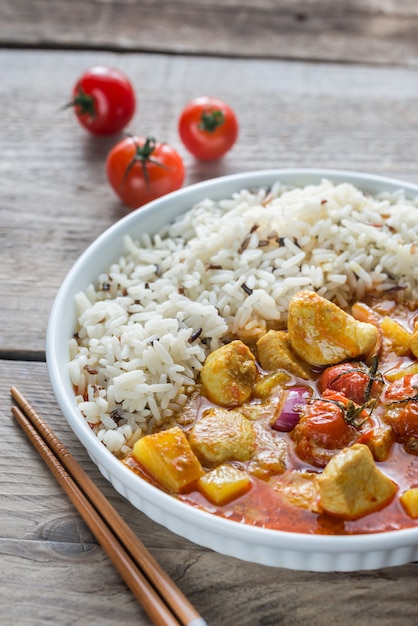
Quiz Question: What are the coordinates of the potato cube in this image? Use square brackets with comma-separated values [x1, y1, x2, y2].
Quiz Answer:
[318, 444, 398, 520]
[133, 426, 203, 493]
[197, 464, 251, 505]
[360, 425, 395, 462]
[253, 370, 290, 399]
[411, 323, 418, 359]
[400, 488, 418, 518]
[380, 316, 412, 356]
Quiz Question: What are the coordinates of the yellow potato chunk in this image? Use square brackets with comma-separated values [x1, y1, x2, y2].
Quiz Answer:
[288, 291, 378, 366]
[200, 340, 257, 407]
[400, 488, 418, 518]
[361, 424, 395, 462]
[133, 426, 203, 493]
[410, 321, 418, 359]
[256, 330, 311, 379]
[198, 464, 252, 505]
[384, 361, 418, 382]
[189, 407, 256, 465]
[380, 316, 412, 356]
[253, 370, 290, 399]
[318, 444, 398, 520]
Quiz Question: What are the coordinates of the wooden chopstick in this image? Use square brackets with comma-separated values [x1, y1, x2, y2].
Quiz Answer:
[10, 387, 207, 626]
[11, 404, 179, 626]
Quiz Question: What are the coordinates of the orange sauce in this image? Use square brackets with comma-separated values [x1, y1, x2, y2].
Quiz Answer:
[125, 297, 418, 535]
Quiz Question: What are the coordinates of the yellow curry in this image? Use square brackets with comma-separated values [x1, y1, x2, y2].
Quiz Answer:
[124, 290, 418, 535]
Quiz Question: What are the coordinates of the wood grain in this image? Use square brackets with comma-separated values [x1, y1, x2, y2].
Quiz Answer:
[2, 7, 418, 623]
[3, 0, 418, 66]
[3, 49, 418, 357]
[1, 360, 417, 625]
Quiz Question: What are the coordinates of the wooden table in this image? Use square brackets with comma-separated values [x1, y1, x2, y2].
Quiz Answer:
[1, 2, 417, 624]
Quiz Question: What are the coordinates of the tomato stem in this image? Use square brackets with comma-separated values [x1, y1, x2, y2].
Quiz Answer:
[123, 137, 169, 190]
[198, 109, 225, 133]
[63, 87, 96, 117]
[320, 396, 375, 429]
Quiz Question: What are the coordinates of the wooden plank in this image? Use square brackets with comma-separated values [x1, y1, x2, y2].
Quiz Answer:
[3, 49, 418, 357]
[1, 360, 417, 625]
[2, 0, 418, 65]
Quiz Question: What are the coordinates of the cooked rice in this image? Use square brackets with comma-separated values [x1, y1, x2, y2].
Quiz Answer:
[69, 179, 418, 456]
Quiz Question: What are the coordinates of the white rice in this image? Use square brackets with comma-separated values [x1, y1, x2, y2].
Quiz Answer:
[69, 179, 418, 456]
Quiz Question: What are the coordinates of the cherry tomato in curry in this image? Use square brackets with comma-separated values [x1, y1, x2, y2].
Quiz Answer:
[383, 375, 418, 453]
[317, 361, 384, 405]
[291, 390, 367, 467]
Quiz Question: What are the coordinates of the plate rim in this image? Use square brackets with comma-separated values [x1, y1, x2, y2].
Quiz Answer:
[46, 167, 418, 570]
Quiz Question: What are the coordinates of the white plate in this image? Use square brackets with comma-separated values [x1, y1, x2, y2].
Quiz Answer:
[46, 168, 418, 572]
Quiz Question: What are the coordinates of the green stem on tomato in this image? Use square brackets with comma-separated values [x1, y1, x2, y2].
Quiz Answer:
[364, 354, 382, 401]
[319, 397, 376, 430]
[326, 355, 383, 403]
[123, 136, 169, 190]
[62, 87, 96, 117]
[198, 109, 225, 133]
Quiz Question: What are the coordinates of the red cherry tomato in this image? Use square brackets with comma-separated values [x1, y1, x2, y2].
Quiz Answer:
[68, 66, 136, 135]
[317, 362, 383, 405]
[382, 375, 418, 451]
[106, 136, 185, 209]
[178, 96, 238, 161]
[291, 390, 365, 467]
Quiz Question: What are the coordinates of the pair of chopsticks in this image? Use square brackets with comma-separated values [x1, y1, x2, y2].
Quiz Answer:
[10, 387, 207, 626]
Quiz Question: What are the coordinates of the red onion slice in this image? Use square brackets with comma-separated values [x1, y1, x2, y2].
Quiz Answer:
[271, 386, 312, 432]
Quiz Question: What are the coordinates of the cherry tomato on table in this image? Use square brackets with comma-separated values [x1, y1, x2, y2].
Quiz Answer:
[178, 96, 238, 161]
[106, 136, 185, 209]
[67, 66, 136, 135]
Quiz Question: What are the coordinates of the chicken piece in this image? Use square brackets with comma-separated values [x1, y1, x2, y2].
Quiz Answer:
[133, 426, 203, 493]
[318, 443, 398, 520]
[200, 340, 257, 407]
[248, 424, 288, 479]
[197, 464, 252, 505]
[248, 448, 287, 480]
[380, 316, 412, 356]
[287, 291, 379, 366]
[400, 488, 418, 519]
[256, 330, 311, 379]
[189, 407, 256, 465]
[276, 470, 321, 513]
